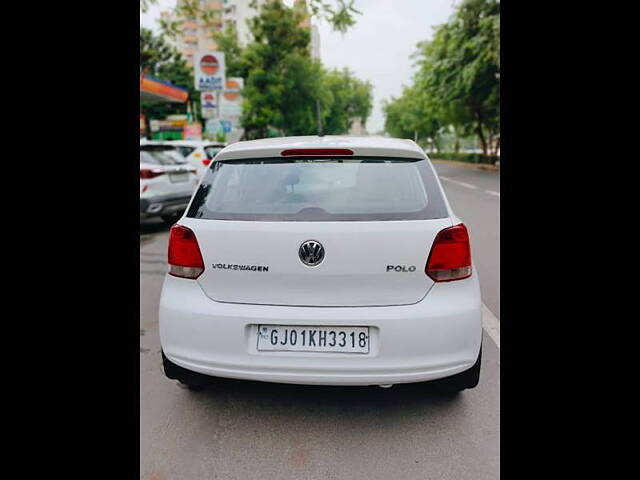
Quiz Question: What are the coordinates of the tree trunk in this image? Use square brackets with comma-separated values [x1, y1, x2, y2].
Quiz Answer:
[493, 136, 501, 158]
[476, 111, 488, 158]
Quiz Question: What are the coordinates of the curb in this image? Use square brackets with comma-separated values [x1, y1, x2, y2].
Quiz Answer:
[431, 159, 500, 172]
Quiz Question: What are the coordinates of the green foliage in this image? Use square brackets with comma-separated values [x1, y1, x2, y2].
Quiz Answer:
[143, 1, 371, 138]
[383, 84, 442, 149]
[212, 23, 244, 78]
[384, 0, 500, 158]
[140, 0, 154, 14]
[140, 28, 198, 122]
[322, 68, 373, 134]
[305, 0, 361, 34]
[216, 0, 372, 139]
[159, 0, 360, 39]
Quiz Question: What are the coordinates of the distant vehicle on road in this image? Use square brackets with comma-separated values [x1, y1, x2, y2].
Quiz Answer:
[140, 146, 199, 224]
[159, 136, 482, 393]
[168, 140, 227, 178]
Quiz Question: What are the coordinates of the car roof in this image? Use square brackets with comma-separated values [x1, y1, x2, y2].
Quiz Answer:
[215, 135, 426, 161]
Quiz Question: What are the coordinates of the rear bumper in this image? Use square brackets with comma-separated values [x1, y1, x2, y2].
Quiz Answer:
[159, 273, 482, 386]
[140, 194, 191, 219]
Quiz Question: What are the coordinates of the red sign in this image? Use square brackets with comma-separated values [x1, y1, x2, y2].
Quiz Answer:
[200, 55, 219, 75]
[223, 79, 241, 101]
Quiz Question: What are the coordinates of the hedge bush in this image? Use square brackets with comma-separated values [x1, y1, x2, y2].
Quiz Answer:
[429, 152, 499, 165]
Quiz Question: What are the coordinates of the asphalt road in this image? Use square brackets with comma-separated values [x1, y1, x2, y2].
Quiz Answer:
[140, 162, 500, 479]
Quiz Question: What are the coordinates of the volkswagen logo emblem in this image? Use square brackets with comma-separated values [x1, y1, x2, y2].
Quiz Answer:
[299, 240, 325, 266]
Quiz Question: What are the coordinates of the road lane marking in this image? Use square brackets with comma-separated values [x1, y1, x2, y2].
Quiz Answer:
[482, 304, 500, 349]
[439, 176, 501, 198]
[439, 176, 478, 189]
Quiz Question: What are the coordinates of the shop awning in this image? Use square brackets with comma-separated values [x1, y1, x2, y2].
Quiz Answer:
[140, 73, 189, 104]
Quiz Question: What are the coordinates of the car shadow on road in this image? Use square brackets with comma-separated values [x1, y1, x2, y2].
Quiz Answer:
[189, 377, 465, 422]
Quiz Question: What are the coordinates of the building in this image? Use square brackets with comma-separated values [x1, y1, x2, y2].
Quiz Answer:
[223, 0, 266, 47]
[161, 0, 269, 66]
[294, 0, 320, 59]
[161, 0, 225, 67]
[310, 23, 320, 59]
[161, 0, 320, 64]
[349, 118, 368, 136]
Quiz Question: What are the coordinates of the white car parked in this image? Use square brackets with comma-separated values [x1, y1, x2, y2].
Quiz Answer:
[169, 140, 226, 178]
[140, 146, 199, 223]
[159, 136, 482, 393]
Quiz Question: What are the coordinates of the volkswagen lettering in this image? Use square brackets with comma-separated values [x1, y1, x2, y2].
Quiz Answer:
[159, 136, 482, 393]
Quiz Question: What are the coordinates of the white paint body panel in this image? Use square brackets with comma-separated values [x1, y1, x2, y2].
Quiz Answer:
[159, 273, 482, 385]
[158, 136, 482, 385]
[181, 217, 451, 307]
[139, 161, 199, 199]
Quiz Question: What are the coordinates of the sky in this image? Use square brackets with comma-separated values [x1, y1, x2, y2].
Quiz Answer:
[141, 0, 456, 133]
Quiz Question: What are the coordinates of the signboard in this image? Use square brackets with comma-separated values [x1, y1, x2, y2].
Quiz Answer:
[194, 51, 226, 91]
[183, 123, 202, 140]
[205, 118, 222, 135]
[201, 91, 218, 119]
[223, 77, 243, 102]
[221, 120, 232, 133]
[220, 77, 243, 125]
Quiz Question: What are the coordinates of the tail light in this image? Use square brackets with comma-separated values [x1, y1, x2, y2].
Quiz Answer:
[140, 168, 165, 179]
[426, 224, 472, 282]
[168, 225, 204, 279]
[202, 158, 212, 166]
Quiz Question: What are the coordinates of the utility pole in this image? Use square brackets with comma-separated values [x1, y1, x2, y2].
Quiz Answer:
[316, 99, 323, 137]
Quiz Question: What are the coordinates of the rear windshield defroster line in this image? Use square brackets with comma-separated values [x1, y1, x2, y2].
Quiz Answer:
[186, 156, 448, 221]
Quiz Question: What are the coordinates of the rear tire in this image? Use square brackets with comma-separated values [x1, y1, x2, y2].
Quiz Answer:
[434, 345, 482, 394]
[162, 350, 213, 391]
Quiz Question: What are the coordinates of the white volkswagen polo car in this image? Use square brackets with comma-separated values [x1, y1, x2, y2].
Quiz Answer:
[159, 136, 482, 393]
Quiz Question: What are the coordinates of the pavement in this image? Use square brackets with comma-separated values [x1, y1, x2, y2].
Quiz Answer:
[140, 161, 500, 479]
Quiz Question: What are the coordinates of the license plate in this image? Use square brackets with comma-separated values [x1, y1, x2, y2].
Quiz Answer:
[169, 172, 188, 183]
[257, 325, 370, 353]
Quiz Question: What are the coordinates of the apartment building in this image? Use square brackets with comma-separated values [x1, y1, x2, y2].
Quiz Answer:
[223, 0, 266, 47]
[163, 0, 319, 64]
[161, 0, 225, 67]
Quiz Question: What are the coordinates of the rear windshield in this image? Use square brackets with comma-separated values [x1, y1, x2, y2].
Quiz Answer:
[140, 150, 184, 166]
[204, 145, 224, 159]
[175, 146, 196, 157]
[187, 157, 448, 221]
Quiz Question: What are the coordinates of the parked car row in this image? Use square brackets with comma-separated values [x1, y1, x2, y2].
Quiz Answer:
[140, 139, 227, 223]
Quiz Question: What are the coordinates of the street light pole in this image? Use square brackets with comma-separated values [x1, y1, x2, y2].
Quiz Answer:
[316, 99, 323, 137]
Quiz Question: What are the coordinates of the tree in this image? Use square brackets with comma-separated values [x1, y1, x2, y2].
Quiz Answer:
[227, 0, 372, 138]
[383, 84, 442, 150]
[159, 0, 361, 38]
[414, 0, 500, 156]
[140, 28, 199, 129]
[383, 0, 500, 159]
[322, 68, 373, 135]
